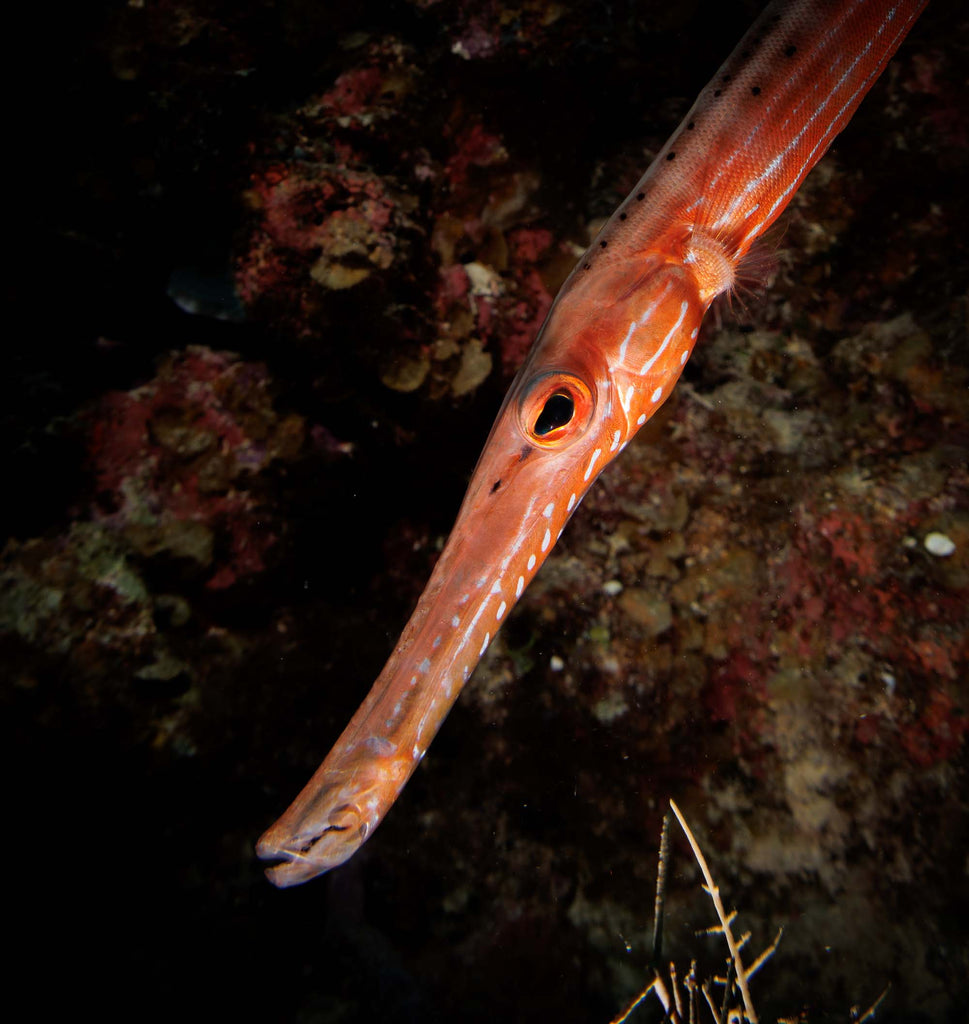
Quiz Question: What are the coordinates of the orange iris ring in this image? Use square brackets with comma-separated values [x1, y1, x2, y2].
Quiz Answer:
[517, 371, 596, 449]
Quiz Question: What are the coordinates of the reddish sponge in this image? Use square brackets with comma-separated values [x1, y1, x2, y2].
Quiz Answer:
[85, 347, 305, 589]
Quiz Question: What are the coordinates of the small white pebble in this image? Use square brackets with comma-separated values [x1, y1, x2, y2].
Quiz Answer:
[549, 655, 565, 672]
[924, 532, 956, 557]
[602, 579, 624, 597]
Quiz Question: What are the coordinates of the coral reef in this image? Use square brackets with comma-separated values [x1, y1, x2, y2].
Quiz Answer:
[86, 346, 303, 590]
[5, 1, 967, 1022]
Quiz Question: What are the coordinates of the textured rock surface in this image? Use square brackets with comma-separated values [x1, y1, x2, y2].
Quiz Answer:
[5, 2, 967, 1022]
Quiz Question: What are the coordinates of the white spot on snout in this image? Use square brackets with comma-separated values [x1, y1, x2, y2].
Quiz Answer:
[610, 429, 621, 452]
[479, 632, 490, 656]
[567, 493, 576, 512]
[544, 502, 555, 518]
[364, 736, 397, 756]
[527, 554, 536, 571]
[541, 528, 551, 552]
[651, 385, 663, 404]
[516, 575, 524, 597]
[452, 614, 460, 628]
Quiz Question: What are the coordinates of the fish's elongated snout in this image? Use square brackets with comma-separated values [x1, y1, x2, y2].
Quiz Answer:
[257, 261, 705, 885]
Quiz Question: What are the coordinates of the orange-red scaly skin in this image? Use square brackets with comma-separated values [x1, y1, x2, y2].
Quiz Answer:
[257, 0, 927, 886]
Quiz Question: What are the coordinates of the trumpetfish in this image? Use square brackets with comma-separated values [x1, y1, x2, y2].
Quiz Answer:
[257, 0, 927, 886]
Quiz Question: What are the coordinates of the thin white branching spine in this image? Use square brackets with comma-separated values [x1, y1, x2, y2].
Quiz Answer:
[853, 986, 890, 1023]
[669, 799, 764, 1024]
[613, 800, 892, 1023]
[700, 978, 721, 1024]
[610, 800, 785, 1024]
[608, 979, 658, 1024]
[670, 961, 684, 1020]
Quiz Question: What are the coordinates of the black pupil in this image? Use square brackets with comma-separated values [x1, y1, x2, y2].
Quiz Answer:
[534, 392, 575, 435]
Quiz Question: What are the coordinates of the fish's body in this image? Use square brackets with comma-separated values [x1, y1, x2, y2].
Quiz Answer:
[257, 0, 927, 886]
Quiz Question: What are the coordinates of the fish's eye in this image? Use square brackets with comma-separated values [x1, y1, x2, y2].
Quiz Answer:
[518, 372, 595, 448]
[534, 392, 574, 435]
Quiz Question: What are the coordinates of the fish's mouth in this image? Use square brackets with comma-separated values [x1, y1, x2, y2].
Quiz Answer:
[256, 823, 352, 887]
[257, 799, 372, 887]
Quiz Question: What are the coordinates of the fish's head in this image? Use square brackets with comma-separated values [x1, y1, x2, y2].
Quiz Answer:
[257, 749, 413, 886]
[406, 253, 707, 670]
[255, 253, 705, 886]
[461, 253, 706, 524]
